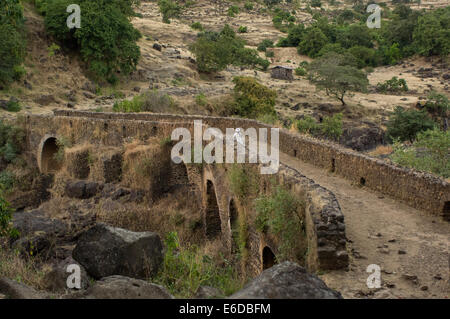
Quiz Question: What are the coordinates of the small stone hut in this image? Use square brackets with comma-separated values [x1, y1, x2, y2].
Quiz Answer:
[270, 66, 294, 81]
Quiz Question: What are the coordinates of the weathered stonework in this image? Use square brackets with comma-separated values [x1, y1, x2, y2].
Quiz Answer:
[23, 108, 449, 274]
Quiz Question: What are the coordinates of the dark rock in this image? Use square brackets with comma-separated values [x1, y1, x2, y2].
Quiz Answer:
[229, 262, 342, 299]
[194, 286, 223, 299]
[0, 278, 46, 299]
[81, 275, 173, 299]
[152, 43, 162, 51]
[65, 181, 99, 199]
[81, 82, 97, 94]
[73, 224, 163, 279]
[35, 94, 56, 106]
[340, 125, 385, 151]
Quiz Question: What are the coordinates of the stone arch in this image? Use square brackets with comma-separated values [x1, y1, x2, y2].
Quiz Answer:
[38, 135, 62, 173]
[262, 246, 277, 270]
[443, 201, 450, 221]
[205, 179, 222, 239]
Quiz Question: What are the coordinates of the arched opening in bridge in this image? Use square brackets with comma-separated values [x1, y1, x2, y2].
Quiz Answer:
[40, 137, 62, 173]
[443, 201, 450, 221]
[262, 246, 277, 270]
[205, 180, 221, 239]
[360, 177, 366, 186]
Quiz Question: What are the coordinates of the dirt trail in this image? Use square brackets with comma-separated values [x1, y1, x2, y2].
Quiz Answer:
[280, 153, 450, 299]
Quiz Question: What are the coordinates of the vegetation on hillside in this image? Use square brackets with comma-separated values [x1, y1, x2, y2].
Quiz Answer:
[35, 0, 141, 84]
[0, 0, 27, 89]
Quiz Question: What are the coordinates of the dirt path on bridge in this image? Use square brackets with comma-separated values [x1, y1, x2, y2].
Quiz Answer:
[280, 153, 450, 299]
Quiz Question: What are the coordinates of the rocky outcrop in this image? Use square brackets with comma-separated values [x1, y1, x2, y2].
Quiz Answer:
[229, 262, 342, 299]
[72, 224, 163, 279]
[80, 275, 173, 299]
[194, 286, 223, 299]
[65, 181, 100, 199]
[0, 278, 47, 299]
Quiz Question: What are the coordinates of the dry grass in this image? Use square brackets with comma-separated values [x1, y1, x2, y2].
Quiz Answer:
[95, 187, 204, 245]
[0, 245, 50, 290]
[368, 145, 394, 157]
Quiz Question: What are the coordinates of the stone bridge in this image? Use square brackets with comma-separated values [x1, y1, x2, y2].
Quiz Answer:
[21, 110, 450, 276]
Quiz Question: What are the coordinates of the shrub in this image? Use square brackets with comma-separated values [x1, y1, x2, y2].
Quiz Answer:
[296, 116, 318, 134]
[376, 76, 409, 93]
[0, 120, 25, 165]
[295, 67, 306, 76]
[153, 232, 243, 297]
[257, 39, 274, 52]
[391, 129, 450, 178]
[42, 0, 141, 83]
[244, 2, 254, 10]
[321, 113, 343, 141]
[424, 91, 449, 128]
[158, 0, 182, 23]
[0, 0, 26, 88]
[189, 25, 269, 73]
[238, 26, 248, 33]
[413, 7, 450, 57]
[0, 192, 18, 238]
[298, 27, 328, 58]
[386, 106, 436, 142]
[228, 165, 259, 202]
[255, 186, 305, 261]
[190, 22, 203, 31]
[232, 77, 277, 119]
[227, 5, 240, 17]
[113, 90, 176, 113]
[310, 0, 322, 8]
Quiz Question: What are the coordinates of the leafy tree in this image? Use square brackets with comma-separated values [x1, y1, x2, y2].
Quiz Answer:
[386, 106, 436, 142]
[0, 0, 26, 88]
[158, 0, 182, 23]
[321, 113, 344, 141]
[232, 77, 277, 119]
[335, 24, 373, 49]
[413, 7, 450, 57]
[376, 76, 408, 93]
[277, 23, 305, 47]
[257, 39, 274, 52]
[42, 0, 141, 83]
[298, 27, 328, 58]
[424, 91, 449, 129]
[189, 25, 269, 73]
[307, 52, 368, 105]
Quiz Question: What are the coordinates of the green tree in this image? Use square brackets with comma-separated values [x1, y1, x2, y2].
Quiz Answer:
[298, 27, 328, 57]
[42, 0, 141, 83]
[413, 7, 450, 57]
[158, 0, 182, 23]
[386, 106, 436, 142]
[307, 52, 368, 105]
[0, 0, 26, 88]
[189, 25, 269, 73]
[232, 77, 277, 119]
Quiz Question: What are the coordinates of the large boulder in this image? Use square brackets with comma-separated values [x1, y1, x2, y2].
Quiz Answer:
[72, 224, 163, 279]
[80, 275, 173, 299]
[0, 278, 47, 299]
[229, 262, 342, 299]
